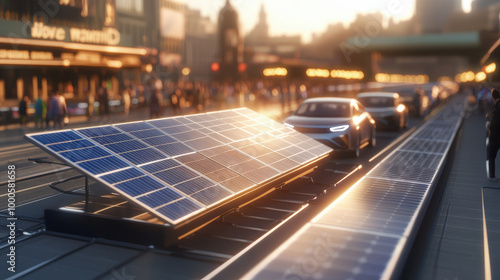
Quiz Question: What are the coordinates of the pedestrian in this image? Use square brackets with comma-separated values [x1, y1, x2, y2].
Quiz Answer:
[48, 91, 65, 129]
[34, 97, 47, 129]
[98, 81, 110, 118]
[122, 88, 131, 117]
[487, 88, 500, 181]
[18, 95, 30, 128]
[59, 92, 68, 126]
[149, 88, 162, 118]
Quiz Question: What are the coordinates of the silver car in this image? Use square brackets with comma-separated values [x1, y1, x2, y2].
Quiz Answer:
[356, 92, 409, 131]
[284, 97, 376, 157]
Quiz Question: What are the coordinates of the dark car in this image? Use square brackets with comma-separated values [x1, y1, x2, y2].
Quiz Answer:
[284, 97, 376, 157]
[382, 86, 430, 117]
[356, 92, 409, 130]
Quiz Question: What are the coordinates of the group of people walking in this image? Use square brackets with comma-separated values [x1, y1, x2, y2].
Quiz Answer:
[18, 91, 68, 130]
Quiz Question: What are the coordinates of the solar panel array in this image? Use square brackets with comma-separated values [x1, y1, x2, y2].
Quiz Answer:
[26, 108, 332, 225]
[238, 101, 464, 280]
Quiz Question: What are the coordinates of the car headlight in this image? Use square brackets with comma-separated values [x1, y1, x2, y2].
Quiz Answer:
[396, 104, 406, 113]
[284, 123, 294, 129]
[330, 125, 349, 132]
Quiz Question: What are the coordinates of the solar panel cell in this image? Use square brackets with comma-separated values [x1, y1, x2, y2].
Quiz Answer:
[59, 146, 112, 162]
[156, 198, 202, 221]
[155, 142, 194, 157]
[147, 118, 183, 128]
[32, 131, 83, 145]
[153, 166, 199, 186]
[128, 129, 165, 139]
[141, 135, 178, 146]
[141, 159, 181, 174]
[48, 139, 95, 152]
[160, 125, 192, 135]
[115, 176, 165, 197]
[137, 187, 184, 208]
[115, 122, 154, 132]
[105, 140, 149, 154]
[91, 134, 134, 145]
[100, 168, 146, 184]
[120, 148, 167, 165]
[78, 126, 122, 137]
[77, 156, 130, 175]
[191, 186, 233, 206]
[174, 177, 217, 195]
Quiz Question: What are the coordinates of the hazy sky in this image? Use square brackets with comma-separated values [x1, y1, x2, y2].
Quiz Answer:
[180, 0, 473, 42]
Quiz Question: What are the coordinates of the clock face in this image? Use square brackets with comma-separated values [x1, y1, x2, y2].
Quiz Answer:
[225, 29, 238, 47]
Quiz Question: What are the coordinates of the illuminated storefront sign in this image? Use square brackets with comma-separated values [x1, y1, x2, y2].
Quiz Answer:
[375, 73, 429, 84]
[263, 67, 288, 77]
[31, 22, 120, 46]
[0, 49, 53, 60]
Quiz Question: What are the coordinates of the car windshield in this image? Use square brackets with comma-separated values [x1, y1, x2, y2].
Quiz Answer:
[357, 96, 395, 108]
[295, 102, 350, 118]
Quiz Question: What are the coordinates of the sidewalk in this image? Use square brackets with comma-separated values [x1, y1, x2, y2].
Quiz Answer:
[415, 113, 500, 280]
[0, 101, 295, 148]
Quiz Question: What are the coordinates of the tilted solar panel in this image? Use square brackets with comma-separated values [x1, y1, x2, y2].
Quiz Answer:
[26, 108, 332, 225]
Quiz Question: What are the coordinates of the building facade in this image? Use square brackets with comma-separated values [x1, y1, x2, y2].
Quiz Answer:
[183, 6, 216, 82]
[0, 0, 150, 112]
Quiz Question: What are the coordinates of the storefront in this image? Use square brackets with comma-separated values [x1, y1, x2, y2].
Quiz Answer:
[0, 19, 151, 119]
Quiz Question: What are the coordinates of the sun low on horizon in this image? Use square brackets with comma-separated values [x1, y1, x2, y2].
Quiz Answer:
[180, 0, 474, 42]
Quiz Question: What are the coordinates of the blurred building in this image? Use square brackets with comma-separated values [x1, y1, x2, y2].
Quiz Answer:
[245, 4, 301, 62]
[183, 7, 216, 82]
[217, 0, 243, 82]
[472, 0, 500, 9]
[414, 0, 462, 33]
[157, 0, 185, 82]
[0, 0, 150, 109]
[445, 0, 500, 33]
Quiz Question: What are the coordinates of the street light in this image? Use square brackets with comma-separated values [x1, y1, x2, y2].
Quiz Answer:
[182, 67, 191, 76]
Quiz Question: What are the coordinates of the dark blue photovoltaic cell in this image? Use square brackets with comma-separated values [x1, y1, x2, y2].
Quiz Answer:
[156, 198, 202, 221]
[115, 176, 165, 197]
[105, 140, 149, 154]
[90, 133, 134, 145]
[137, 188, 184, 208]
[159, 125, 192, 135]
[100, 168, 146, 184]
[153, 166, 199, 185]
[191, 186, 232, 206]
[114, 122, 154, 132]
[156, 142, 194, 157]
[59, 146, 112, 162]
[174, 177, 217, 195]
[141, 159, 181, 173]
[48, 139, 95, 152]
[119, 148, 167, 165]
[78, 126, 122, 137]
[32, 131, 83, 145]
[129, 129, 165, 139]
[141, 135, 178, 146]
[148, 118, 183, 128]
[77, 156, 130, 175]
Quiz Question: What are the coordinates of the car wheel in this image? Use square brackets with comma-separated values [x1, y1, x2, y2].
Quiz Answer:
[368, 128, 376, 147]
